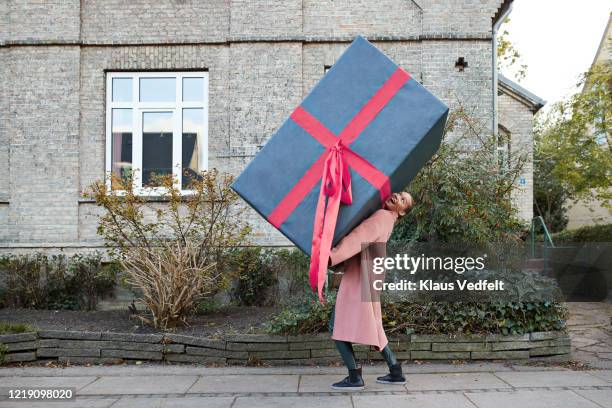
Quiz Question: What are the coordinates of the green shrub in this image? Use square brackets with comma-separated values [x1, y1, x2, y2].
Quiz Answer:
[265, 293, 567, 336]
[382, 301, 568, 336]
[391, 107, 526, 244]
[230, 247, 277, 306]
[0, 253, 118, 310]
[265, 292, 336, 335]
[229, 247, 311, 307]
[0, 322, 35, 334]
[552, 223, 612, 243]
[194, 298, 221, 315]
[267, 248, 311, 301]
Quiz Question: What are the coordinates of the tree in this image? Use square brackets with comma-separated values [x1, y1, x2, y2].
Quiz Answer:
[391, 105, 526, 244]
[497, 17, 528, 81]
[534, 63, 612, 220]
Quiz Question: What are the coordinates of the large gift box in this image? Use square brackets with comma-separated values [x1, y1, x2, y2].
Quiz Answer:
[232, 36, 448, 299]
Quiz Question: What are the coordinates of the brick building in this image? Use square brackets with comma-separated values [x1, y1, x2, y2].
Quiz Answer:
[0, 0, 542, 253]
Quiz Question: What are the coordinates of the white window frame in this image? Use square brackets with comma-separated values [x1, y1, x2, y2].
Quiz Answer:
[105, 71, 209, 195]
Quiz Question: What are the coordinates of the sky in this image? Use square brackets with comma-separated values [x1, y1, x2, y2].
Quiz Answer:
[500, 0, 610, 113]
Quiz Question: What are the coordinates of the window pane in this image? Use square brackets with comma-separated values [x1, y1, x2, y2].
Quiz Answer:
[182, 77, 204, 102]
[139, 77, 176, 102]
[142, 112, 173, 187]
[112, 78, 132, 102]
[182, 108, 205, 189]
[111, 109, 133, 189]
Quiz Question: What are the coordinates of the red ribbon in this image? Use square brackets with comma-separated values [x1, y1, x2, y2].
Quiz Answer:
[267, 67, 411, 302]
[309, 139, 352, 300]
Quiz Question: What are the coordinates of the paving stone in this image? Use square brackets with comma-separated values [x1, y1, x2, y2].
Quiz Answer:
[573, 389, 612, 408]
[224, 334, 288, 343]
[288, 341, 335, 350]
[530, 331, 564, 341]
[411, 351, 470, 360]
[485, 333, 530, 342]
[391, 342, 431, 351]
[189, 374, 299, 393]
[186, 346, 248, 359]
[234, 396, 351, 408]
[3, 351, 36, 363]
[311, 348, 339, 358]
[432, 342, 489, 352]
[354, 394, 476, 408]
[0, 398, 117, 408]
[0, 376, 97, 392]
[587, 370, 612, 383]
[227, 341, 289, 351]
[387, 334, 411, 342]
[111, 396, 234, 408]
[490, 341, 532, 351]
[100, 333, 163, 343]
[495, 370, 610, 387]
[248, 350, 310, 359]
[402, 372, 510, 391]
[38, 339, 60, 348]
[101, 350, 162, 360]
[43, 339, 165, 351]
[465, 390, 601, 408]
[471, 350, 529, 359]
[164, 334, 226, 349]
[0, 332, 37, 343]
[411, 334, 486, 343]
[38, 348, 101, 357]
[163, 344, 185, 353]
[79, 375, 198, 395]
[4, 341, 37, 352]
[529, 345, 571, 356]
[165, 353, 226, 364]
[58, 357, 124, 365]
[38, 330, 101, 340]
[287, 334, 329, 342]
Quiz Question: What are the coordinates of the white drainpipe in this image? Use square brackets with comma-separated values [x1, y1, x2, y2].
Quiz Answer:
[492, 3, 514, 135]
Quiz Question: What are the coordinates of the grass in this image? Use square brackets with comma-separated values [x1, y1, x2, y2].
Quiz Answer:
[0, 321, 36, 334]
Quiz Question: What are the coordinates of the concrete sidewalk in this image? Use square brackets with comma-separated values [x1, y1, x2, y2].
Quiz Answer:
[0, 363, 611, 407]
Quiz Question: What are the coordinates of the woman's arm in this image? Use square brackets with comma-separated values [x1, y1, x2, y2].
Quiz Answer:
[328, 211, 383, 267]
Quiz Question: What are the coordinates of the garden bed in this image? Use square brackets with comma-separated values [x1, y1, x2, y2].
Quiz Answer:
[0, 307, 278, 337]
[0, 329, 570, 366]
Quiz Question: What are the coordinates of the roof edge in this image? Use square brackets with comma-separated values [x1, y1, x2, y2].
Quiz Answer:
[498, 73, 546, 113]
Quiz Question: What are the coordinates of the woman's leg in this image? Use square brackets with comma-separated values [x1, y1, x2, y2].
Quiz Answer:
[380, 345, 398, 368]
[329, 307, 363, 390]
[329, 308, 358, 370]
[376, 343, 406, 384]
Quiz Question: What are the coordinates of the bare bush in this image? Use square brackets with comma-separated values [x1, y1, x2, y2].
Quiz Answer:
[87, 169, 250, 329]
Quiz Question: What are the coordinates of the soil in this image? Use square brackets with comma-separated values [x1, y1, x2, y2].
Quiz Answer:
[0, 306, 280, 337]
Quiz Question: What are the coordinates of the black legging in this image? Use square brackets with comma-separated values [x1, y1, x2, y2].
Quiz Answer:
[329, 307, 397, 370]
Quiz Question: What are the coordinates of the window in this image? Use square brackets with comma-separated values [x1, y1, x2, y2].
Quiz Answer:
[105, 71, 209, 193]
[497, 125, 511, 171]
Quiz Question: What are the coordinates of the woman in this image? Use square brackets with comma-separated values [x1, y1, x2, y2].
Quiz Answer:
[327, 191, 414, 390]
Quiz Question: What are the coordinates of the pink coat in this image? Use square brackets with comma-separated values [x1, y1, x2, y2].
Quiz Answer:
[328, 208, 398, 351]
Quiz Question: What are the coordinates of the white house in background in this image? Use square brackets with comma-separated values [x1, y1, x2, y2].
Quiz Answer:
[564, 13, 612, 229]
[497, 74, 546, 223]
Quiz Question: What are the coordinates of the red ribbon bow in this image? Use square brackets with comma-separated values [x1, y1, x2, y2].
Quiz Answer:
[309, 140, 353, 302]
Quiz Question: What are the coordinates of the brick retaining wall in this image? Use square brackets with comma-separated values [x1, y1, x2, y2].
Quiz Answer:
[0, 331, 570, 366]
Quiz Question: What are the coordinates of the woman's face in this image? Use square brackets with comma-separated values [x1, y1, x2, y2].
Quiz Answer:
[384, 192, 413, 216]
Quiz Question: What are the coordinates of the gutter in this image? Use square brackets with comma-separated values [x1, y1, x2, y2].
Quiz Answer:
[492, 1, 514, 135]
